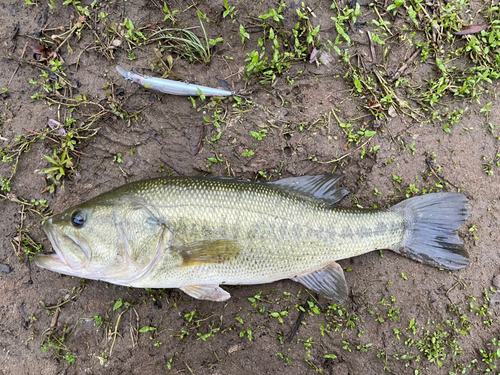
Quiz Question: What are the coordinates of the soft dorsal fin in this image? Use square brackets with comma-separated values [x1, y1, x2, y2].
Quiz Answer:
[268, 174, 349, 204]
[292, 261, 348, 302]
[180, 285, 231, 301]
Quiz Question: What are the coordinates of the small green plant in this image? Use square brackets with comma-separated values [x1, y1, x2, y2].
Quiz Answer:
[277, 352, 292, 363]
[251, 129, 268, 140]
[270, 310, 289, 323]
[150, 13, 221, 63]
[166, 357, 173, 370]
[93, 315, 103, 327]
[41, 149, 74, 193]
[239, 329, 253, 341]
[357, 343, 373, 352]
[14, 230, 45, 261]
[163, 3, 181, 24]
[197, 325, 220, 341]
[223, 0, 237, 19]
[238, 24, 250, 46]
[443, 109, 464, 133]
[113, 298, 123, 311]
[41, 321, 80, 364]
[480, 337, 500, 371]
[139, 326, 157, 333]
[113, 153, 122, 163]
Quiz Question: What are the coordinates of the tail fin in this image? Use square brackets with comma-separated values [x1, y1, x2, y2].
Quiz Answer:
[390, 193, 471, 270]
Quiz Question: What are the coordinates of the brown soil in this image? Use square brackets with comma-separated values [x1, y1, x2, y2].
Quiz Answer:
[1, 0, 499, 374]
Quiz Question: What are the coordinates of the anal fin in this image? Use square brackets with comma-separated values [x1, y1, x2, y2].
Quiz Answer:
[292, 262, 348, 302]
[180, 285, 231, 302]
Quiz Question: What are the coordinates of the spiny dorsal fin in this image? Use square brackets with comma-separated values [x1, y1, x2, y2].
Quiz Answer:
[180, 285, 231, 301]
[173, 239, 240, 267]
[268, 174, 349, 205]
[292, 261, 348, 302]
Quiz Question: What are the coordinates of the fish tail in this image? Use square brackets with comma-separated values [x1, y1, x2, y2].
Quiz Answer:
[390, 193, 471, 270]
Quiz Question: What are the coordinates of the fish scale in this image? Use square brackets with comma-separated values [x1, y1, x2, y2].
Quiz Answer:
[127, 177, 405, 288]
[35, 174, 470, 302]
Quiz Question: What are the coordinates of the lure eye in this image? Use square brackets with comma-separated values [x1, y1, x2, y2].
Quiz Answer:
[71, 211, 86, 228]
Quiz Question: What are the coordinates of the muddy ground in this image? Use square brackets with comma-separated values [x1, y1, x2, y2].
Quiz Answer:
[0, 0, 499, 374]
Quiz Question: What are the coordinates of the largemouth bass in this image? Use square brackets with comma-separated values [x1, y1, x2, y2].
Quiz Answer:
[35, 175, 470, 302]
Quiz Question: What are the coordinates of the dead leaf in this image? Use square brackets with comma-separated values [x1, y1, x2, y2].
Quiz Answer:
[388, 105, 397, 118]
[6, 193, 17, 201]
[50, 34, 62, 43]
[309, 48, 319, 64]
[31, 45, 51, 61]
[166, 54, 173, 68]
[454, 25, 488, 35]
[77, 15, 86, 26]
[47, 118, 61, 128]
[47, 118, 67, 136]
[368, 100, 383, 112]
[319, 52, 333, 67]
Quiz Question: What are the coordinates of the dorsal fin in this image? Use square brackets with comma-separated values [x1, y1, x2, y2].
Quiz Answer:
[268, 174, 349, 204]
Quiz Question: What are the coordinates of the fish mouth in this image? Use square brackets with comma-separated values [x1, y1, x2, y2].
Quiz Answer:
[34, 218, 87, 274]
[34, 252, 70, 271]
[39, 218, 68, 264]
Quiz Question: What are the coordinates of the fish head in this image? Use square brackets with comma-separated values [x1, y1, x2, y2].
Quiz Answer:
[35, 195, 165, 284]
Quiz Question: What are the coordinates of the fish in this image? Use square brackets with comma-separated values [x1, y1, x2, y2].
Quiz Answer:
[34, 175, 471, 302]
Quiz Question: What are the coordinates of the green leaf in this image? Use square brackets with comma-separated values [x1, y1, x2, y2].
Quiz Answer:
[43, 167, 61, 173]
[365, 130, 376, 137]
[353, 76, 362, 92]
[113, 298, 123, 311]
[324, 354, 337, 359]
[139, 326, 156, 333]
[43, 154, 58, 165]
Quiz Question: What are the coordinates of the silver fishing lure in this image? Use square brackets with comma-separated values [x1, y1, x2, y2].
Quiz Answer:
[116, 66, 237, 97]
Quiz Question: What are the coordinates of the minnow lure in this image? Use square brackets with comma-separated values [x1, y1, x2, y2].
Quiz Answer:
[116, 66, 239, 98]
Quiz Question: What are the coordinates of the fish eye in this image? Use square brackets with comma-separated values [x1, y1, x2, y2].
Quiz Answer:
[71, 211, 86, 228]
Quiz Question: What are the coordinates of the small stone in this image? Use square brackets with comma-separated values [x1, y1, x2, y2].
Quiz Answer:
[227, 344, 241, 354]
[492, 274, 500, 288]
[330, 362, 348, 375]
[0, 263, 11, 274]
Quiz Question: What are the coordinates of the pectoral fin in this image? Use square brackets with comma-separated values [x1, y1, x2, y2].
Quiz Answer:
[174, 239, 240, 267]
[292, 262, 348, 302]
[180, 285, 231, 302]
